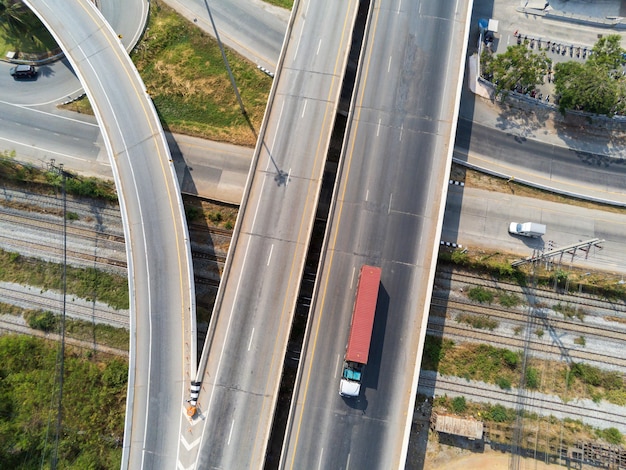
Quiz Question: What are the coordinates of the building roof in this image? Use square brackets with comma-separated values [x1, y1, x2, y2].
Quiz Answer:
[435, 414, 484, 440]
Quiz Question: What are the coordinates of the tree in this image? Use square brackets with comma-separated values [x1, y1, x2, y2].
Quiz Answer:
[481, 43, 551, 99]
[554, 35, 626, 115]
[589, 34, 626, 71]
[0, 0, 30, 36]
[555, 61, 619, 115]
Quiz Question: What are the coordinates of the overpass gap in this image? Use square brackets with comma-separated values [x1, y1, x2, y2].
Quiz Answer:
[263, 0, 372, 466]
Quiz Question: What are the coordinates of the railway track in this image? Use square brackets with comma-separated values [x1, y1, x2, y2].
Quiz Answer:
[0, 284, 129, 328]
[436, 268, 626, 316]
[0, 314, 128, 357]
[418, 374, 626, 431]
[426, 318, 626, 369]
[430, 297, 626, 343]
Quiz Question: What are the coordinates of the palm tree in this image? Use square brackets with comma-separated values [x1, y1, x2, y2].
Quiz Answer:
[0, 0, 30, 36]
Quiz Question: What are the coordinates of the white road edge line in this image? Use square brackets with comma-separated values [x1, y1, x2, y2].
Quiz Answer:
[294, 19, 306, 60]
[350, 265, 356, 289]
[248, 328, 255, 351]
[227, 419, 235, 446]
[266, 101, 286, 172]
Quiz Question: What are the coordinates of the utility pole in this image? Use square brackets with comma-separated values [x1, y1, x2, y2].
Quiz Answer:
[203, 0, 246, 115]
[48, 160, 72, 470]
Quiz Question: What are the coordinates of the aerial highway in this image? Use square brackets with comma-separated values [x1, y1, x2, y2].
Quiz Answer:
[163, 0, 288, 70]
[442, 185, 626, 272]
[281, 0, 472, 468]
[176, 0, 361, 468]
[22, 1, 196, 469]
[455, 117, 626, 204]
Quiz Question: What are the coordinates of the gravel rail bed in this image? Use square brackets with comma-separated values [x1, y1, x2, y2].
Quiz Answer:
[0, 314, 127, 357]
[426, 318, 626, 369]
[418, 370, 626, 433]
[430, 297, 626, 343]
[436, 267, 626, 317]
[0, 282, 129, 328]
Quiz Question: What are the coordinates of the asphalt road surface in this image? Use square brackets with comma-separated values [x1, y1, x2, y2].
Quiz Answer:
[163, 0, 289, 70]
[442, 185, 626, 273]
[455, 118, 626, 200]
[22, 1, 195, 469]
[179, 0, 362, 468]
[281, 0, 472, 468]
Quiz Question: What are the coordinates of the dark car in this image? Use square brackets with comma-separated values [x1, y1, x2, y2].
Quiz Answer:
[9, 64, 37, 79]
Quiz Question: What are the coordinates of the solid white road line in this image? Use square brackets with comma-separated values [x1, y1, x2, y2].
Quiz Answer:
[227, 419, 235, 446]
[248, 328, 255, 352]
[350, 265, 356, 289]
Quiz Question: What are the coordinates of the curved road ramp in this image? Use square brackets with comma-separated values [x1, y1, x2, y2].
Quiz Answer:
[23, 1, 196, 469]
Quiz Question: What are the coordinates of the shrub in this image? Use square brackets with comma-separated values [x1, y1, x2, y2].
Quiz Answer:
[503, 350, 519, 369]
[456, 313, 499, 331]
[451, 396, 467, 414]
[571, 363, 602, 387]
[66, 211, 79, 221]
[467, 286, 494, 304]
[553, 302, 584, 320]
[185, 206, 202, 222]
[574, 336, 586, 347]
[488, 404, 512, 423]
[498, 291, 520, 308]
[451, 250, 469, 265]
[598, 427, 623, 445]
[26, 311, 57, 332]
[513, 325, 524, 336]
[208, 211, 223, 223]
[535, 328, 544, 338]
[526, 367, 540, 389]
[496, 377, 512, 390]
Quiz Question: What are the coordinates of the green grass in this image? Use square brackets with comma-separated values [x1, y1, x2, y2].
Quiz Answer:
[0, 9, 59, 58]
[0, 249, 129, 310]
[0, 150, 117, 202]
[467, 286, 495, 303]
[0, 335, 125, 469]
[263, 0, 294, 8]
[15, 304, 129, 351]
[131, 2, 272, 145]
[498, 291, 520, 308]
[455, 312, 499, 331]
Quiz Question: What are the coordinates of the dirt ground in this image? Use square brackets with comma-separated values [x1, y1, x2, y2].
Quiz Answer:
[427, 450, 555, 470]
[424, 442, 597, 470]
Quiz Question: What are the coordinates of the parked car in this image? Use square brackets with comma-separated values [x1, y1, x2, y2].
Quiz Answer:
[9, 64, 37, 79]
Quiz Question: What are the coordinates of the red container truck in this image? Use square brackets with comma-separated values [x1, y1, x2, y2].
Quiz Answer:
[339, 265, 381, 397]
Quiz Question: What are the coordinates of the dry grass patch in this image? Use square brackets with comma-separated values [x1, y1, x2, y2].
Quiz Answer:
[132, 2, 272, 145]
[452, 163, 626, 215]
